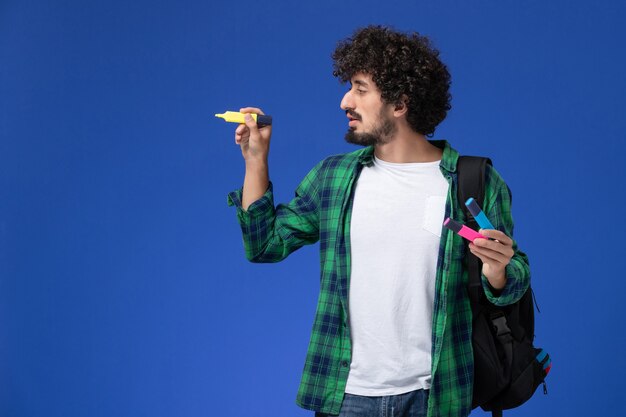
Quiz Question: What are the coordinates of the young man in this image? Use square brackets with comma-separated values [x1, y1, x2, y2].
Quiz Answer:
[227, 26, 530, 417]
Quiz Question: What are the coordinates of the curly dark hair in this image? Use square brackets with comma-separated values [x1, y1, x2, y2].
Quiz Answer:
[332, 25, 452, 136]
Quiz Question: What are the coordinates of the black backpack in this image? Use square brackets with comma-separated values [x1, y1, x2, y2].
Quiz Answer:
[457, 156, 551, 417]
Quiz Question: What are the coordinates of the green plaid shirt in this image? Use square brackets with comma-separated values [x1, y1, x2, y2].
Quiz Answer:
[227, 140, 530, 416]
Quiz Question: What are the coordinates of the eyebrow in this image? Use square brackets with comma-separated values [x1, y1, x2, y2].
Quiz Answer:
[352, 79, 369, 87]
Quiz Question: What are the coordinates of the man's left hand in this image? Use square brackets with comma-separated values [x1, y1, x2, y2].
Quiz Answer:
[468, 229, 515, 290]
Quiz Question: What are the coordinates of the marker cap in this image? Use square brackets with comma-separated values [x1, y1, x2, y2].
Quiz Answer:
[464, 197, 495, 230]
[256, 114, 272, 127]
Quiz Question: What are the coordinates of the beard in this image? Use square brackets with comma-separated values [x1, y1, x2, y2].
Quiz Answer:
[344, 110, 397, 147]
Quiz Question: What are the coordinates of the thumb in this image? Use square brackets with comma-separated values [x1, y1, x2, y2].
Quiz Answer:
[244, 113, 259, 134]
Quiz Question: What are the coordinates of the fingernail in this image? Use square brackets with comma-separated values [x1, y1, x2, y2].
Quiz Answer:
[244, 114, 252, 121]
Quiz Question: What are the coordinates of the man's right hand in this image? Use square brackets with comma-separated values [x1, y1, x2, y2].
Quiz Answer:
[235, 107, 272, 163]
[235, 107, 271, 210]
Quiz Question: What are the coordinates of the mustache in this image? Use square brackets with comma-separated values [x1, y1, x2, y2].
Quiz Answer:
[346, 110, 361, 120]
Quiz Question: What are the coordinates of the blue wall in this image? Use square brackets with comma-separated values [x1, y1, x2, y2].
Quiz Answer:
[2, 1, 625, 416]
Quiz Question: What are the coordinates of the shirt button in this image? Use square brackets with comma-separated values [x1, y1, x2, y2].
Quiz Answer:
[341, 361, 349, 367]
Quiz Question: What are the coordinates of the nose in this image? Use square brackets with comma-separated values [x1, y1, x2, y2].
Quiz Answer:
[340, 90, 354, 111]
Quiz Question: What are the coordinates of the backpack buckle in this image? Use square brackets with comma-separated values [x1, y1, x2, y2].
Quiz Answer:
[491, 313, 511, 337]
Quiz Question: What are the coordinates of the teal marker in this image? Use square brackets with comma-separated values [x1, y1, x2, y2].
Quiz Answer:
[465, 197, 495, 230]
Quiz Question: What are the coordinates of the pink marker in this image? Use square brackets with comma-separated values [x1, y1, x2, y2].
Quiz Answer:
[443, 218, 487, 242]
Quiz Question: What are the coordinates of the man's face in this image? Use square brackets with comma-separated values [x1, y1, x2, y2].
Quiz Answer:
[340, 72, 396, 146]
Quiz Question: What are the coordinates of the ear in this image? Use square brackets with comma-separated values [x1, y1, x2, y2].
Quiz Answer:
[393, 94, 409, 117]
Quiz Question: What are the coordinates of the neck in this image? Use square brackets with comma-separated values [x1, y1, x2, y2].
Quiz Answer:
[374, 123, 443, 163]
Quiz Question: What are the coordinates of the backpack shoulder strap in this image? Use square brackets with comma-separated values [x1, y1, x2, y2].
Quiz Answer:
[458, 157, 508, 417]
[456, 156, 492, 304]
[456, 156, 491, 217]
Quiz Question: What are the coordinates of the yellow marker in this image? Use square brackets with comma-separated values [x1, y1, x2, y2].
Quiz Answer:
[215, 111, 272, 127]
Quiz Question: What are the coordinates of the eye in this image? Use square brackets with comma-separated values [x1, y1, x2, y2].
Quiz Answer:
[346, 85, 366, 95]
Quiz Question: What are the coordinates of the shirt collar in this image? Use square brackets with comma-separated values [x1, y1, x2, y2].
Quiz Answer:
[356, 140, 459, 173]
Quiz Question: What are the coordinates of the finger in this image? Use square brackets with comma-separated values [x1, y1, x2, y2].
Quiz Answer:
[243, 113, 260, 135]
[469, 245, 492, 265]
[235, 121, 250, 140]
[235, 131, 249, 143]
[469, 243, 509, 265]
[473, 237, 513, 254]
[235, 123, 249, 136]
[469, 245, 500, 265]
[479, 229, 513, 246]
[472, 239, 514, 261]
[239, 107, 265, 115]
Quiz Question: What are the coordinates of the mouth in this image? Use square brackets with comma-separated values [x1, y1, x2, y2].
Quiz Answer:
[346, 112, 361, 126]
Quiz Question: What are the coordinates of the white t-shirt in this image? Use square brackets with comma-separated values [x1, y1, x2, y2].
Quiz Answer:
[345, 156, 449, 396]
